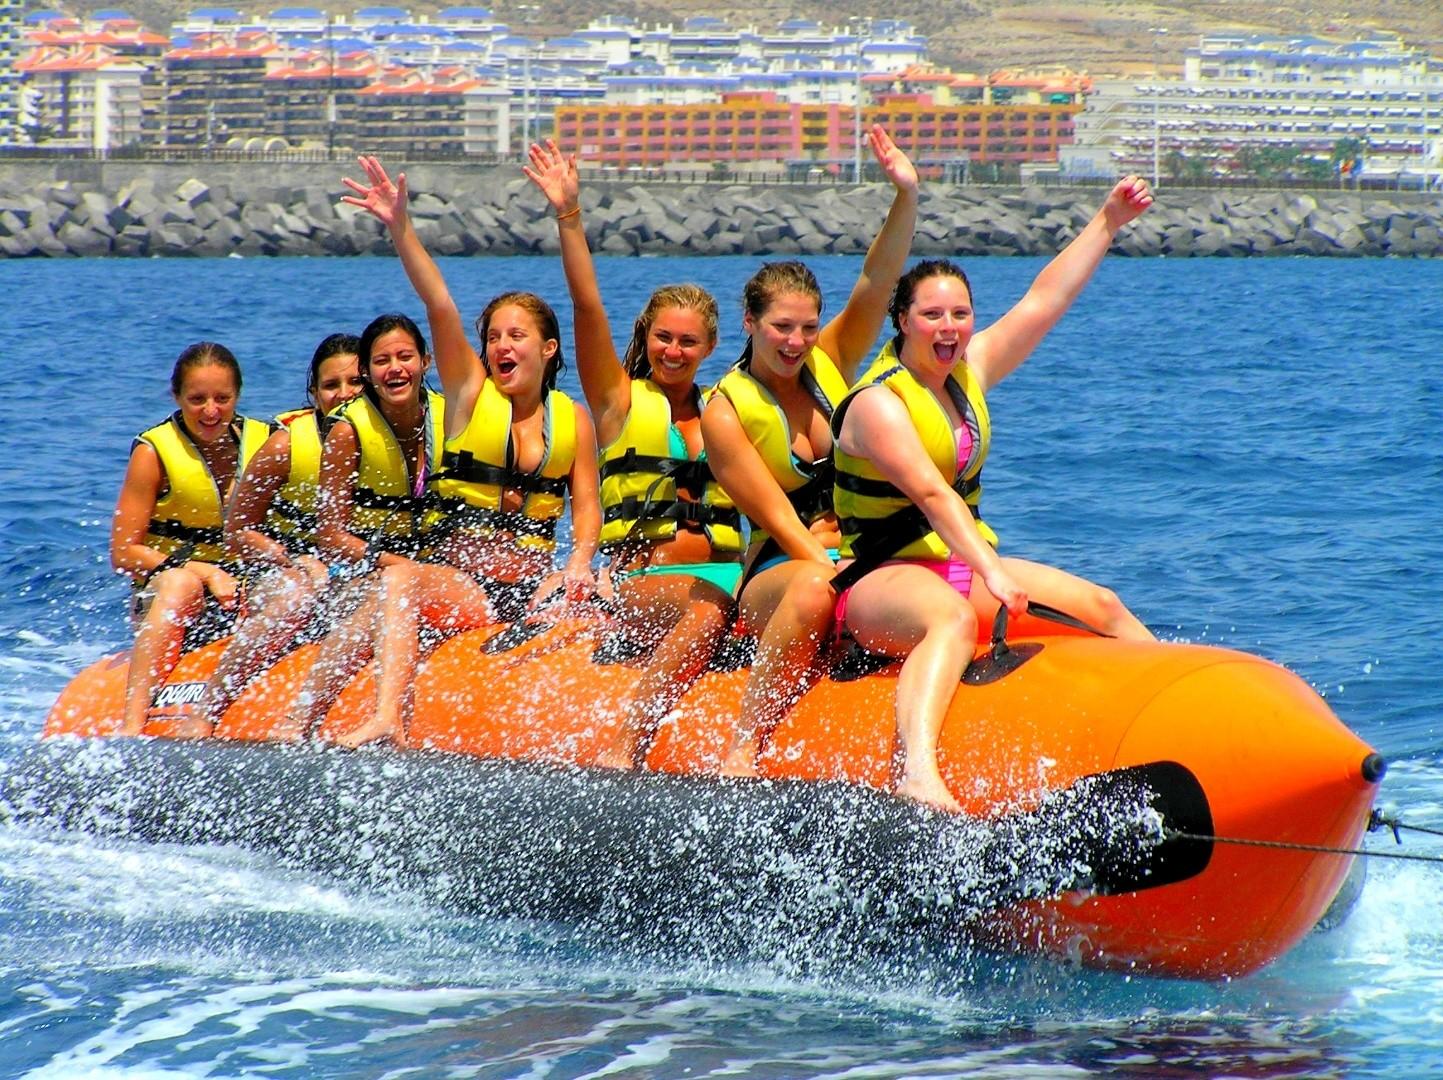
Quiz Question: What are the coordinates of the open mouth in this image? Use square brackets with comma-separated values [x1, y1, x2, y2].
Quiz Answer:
[495, 358, 518, 377]
[934, 342, 959, 364]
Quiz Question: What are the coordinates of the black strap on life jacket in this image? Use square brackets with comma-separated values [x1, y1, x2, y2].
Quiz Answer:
[426, 499, 560, 542]
[146, 519, 223, 547]
[438, 450, 570, 498]
[831, 471, 982, 593]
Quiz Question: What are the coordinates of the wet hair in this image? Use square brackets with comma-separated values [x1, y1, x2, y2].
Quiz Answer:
[475, 291, 567, 391]
[170, 341, 241, 398]
[736, 260, 823, 364]
[621, 283, 719, 379]
[306, 332, 362, 401]
[887, 259, 974, 355]
[357, 313, 428, 379]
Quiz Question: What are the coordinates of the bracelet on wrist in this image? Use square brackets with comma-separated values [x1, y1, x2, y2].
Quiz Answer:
[556, 205, 581, 221]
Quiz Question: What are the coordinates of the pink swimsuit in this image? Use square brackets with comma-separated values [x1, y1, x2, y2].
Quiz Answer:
[834, 422, 977, 629]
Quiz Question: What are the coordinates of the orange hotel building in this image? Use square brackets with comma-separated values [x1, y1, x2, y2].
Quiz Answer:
[552, 91, 1077, 170]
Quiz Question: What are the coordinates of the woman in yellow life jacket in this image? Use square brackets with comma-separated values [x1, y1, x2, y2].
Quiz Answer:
[281, 312, 448, 742]
[701, 126, 918, 776]
[195, 333, 365, 729]
[524, 139, 742, 769]
[829, 177, 1156, 811]
[308, 157, 601, 748]
[110, 342, 271, 736]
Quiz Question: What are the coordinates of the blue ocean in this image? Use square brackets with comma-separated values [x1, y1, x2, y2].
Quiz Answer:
[1, 250, 1441, 1077]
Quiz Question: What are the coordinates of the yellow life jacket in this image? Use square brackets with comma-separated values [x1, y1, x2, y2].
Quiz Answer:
[136, 411, 272, 566]
[832, 342, 996, 563]
[598, 378, 743, 555]
[331, 388, 445, 550]
[430, 378, 578, 553]
[711, 345, 848, 545]
[259, 407, 327, 552]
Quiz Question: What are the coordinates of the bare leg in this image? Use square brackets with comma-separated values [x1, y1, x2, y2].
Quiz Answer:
[596, 574, 733, 770]
[335, 564, 493, 749]
[722, 562, 836, 777]
[280, 576, 379, 741]
[840, 564, 978, 813]
[120, 566, 207, 736]
[971, 557, 1154, 641]
[199, 563, 318, 726]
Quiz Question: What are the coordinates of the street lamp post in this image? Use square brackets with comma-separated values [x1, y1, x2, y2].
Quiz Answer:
[853, 19, 870, 183]
[1150, 27, 1167, 187]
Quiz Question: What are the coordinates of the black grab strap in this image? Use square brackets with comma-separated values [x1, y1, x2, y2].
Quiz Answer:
[991, 601, 1112, 652]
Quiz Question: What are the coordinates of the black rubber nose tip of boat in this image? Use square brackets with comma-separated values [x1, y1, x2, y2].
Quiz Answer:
[1361, 753, 1387, 784]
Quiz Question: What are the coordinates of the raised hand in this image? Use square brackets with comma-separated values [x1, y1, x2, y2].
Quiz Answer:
[340, 154, 409, 230]
[1103, 175, 1153, 229]
[523, 139, 580, 215]
[868, 125, 919, 195]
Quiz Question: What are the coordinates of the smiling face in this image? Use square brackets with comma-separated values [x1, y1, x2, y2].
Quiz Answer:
[312, 352, 365, 413]
[645, 305, 714, 390]
[174, 362, 239, 444]
[485, 302, 558, 398]
[366, 328, 427, 410]
[897, 274, 975, 377]
[743, 291, 821, 382]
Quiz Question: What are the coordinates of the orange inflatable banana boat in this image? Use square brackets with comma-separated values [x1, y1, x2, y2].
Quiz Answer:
[38, 609, 1383, 980]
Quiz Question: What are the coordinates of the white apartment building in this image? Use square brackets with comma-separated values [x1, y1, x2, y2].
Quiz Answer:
[0, 0, 27, 141]
[1070, 32, 1443, 182]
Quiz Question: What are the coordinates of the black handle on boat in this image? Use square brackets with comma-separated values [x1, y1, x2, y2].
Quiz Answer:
[990, 601, 1112, 659]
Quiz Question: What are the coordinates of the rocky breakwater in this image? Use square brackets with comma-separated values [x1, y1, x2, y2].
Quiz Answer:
[2, 170, 1440, 258]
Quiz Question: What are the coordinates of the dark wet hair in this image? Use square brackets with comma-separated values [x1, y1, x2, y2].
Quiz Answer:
[887, 259, 974, 355]
[475, 291, 566, 391]
[621, 283, 719, 379]
[357, 314, 428, 379]
[170, 341, 241, 397]
[306, 332, 362, 401]
[736, 260, 823, 365]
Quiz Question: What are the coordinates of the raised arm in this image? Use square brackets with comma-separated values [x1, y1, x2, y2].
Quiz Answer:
[701, 396, 831, 566]
[223, 430, 293, 570]
[342, 156, 486, 431]
[110, 442, 166, 581]
[818, 126, 919, 380]
[839, 388, 1026, 616]
[970, 175, 1153, 392]
[524, 141, 631, 442]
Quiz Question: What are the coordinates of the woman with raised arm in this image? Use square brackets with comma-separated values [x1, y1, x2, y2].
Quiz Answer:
[702, 125, 918, 776]
[301, 157, 600, 748]
[280, 313, 448, 741]
[828, 176, 1157, 811]
[524, 139, 743, 769]
[111, 342, 272, 736]
[195, 333, 365, 729]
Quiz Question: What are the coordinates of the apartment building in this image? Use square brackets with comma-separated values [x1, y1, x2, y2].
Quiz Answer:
[553, 89, 1075, 170]
[1070, 32, 1442, 181]
[10, 12, 163, 147]
[0, 0, 24, 140]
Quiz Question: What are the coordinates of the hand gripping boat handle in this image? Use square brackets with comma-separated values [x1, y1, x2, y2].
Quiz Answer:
[991, 600, 1111, 657]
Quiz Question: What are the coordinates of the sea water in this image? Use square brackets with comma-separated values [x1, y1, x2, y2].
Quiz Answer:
[1, 252, 1441, 1077]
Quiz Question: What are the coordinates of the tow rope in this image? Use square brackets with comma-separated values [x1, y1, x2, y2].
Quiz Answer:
[1160, 809, 1443, 866]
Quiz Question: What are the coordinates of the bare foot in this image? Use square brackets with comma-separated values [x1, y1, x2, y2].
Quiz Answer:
[330, 717, 402, 749]
[895, 770, 963, 814]
[718, 740, 760, 778]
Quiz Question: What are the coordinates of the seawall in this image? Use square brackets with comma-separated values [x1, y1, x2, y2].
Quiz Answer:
[2, 160, 1441, 258]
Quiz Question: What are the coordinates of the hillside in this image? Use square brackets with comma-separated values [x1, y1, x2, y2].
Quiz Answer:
[59, 0, 1443, 74]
